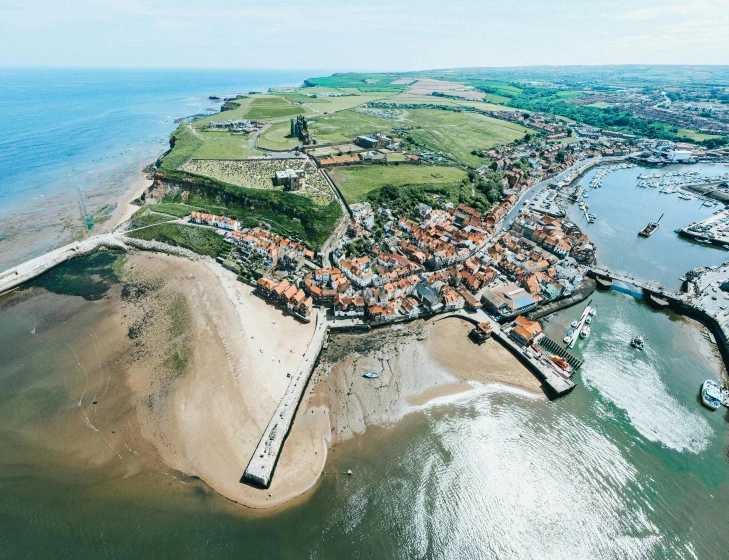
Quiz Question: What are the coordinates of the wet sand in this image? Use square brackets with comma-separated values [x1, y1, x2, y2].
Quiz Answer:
[0, 249, 543, 511]
[301, 317, 543, 448]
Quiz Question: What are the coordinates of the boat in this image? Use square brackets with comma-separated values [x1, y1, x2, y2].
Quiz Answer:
[639, 213, 664, 237]
[580, 326, 590, 339]
[585, 315, 592, 324]
[549, 355, 573, 377]
[630, 336, 645, 350]
[362, 371, 380, 379]
[701, 380, 722, 410]
[570, 320, 579, 328]
[589, 308, 596, 316]
[563, 336, 571, 344]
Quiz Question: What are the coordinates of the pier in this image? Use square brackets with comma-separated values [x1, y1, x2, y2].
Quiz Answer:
[242, 311, 329, 488]
[564, 303, 593, 349]
[449, 309, 575, 397]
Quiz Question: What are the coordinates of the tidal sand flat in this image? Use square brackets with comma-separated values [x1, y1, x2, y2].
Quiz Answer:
[0, 249, 326, 509]
[305, 317, 543, 446]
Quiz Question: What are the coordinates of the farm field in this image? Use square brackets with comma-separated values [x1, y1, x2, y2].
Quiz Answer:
[676, 128, 724, 141]
[327, 164, 467, 204]
[385, 94, 519, 111]
[403, 109, 532, 167]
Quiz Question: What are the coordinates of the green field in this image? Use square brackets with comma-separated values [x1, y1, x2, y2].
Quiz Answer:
[257, 122, 299, 151]
[328, 164, 467, 203]
[159, 125, 203, 172]
[309, 110, 394, 143]
[676, 128, 724, 142]
[127, 224, 228, 257]
[403, 109, 532, 167]
[305, 73, 408, 92]
[386, 94, 519, 111]
[192, 136, 258, 159]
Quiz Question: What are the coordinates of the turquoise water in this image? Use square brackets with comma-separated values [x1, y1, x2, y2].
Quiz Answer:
[0, 69, 321, 269]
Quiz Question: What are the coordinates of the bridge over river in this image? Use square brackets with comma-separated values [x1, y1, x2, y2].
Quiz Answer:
[586, 266, 685, 303]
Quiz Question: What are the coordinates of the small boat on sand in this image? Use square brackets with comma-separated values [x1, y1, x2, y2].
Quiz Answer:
[363, 371, 379, 379]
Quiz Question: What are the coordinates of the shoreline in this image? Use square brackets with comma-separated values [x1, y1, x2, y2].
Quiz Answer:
[102, 170, 153, 232]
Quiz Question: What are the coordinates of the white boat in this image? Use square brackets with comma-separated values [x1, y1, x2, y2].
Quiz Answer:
[701, 380, 722, 410]
[589, 308, 597, 316]
[580, 326, 591, 339]
[585, 315, 592, 324]
[563, 336, 571, 344]
[570, 320, 579, 328]
[362, 371, 380, 379]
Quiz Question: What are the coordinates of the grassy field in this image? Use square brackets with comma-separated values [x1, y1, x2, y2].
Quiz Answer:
[585, 102, 611, 108]
[676, 128, 724, 141]
[386, 94, 520, 111]
[159, 125, 203, 172]
[127, 224, 228, 257]
[309, 110, 394, 143]
[403, 109, 531, 167]
[131, 207, 178, 227]
[257, 122, 299, 151]
[305, 73, 408, 91]
[328, 164, 467, 203]
[192, 136, 258, 159]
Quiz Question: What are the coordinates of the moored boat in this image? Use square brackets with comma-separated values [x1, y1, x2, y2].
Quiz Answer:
[580, 326, 590, 339]
[639, 213, 664, 237]
[701, 380, 722, 410]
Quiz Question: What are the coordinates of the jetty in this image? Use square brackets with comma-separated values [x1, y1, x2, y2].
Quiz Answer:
[242, 311, 329, 488]
[564, 303, 592, 349]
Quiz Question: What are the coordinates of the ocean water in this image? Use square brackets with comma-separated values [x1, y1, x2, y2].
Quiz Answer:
[0, 68, 320, 269]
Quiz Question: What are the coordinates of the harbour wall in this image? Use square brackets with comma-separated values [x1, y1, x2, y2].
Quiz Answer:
[242, 311, 329, 489]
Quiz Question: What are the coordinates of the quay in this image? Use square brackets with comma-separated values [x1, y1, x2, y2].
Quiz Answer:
[242, 311, 329, 488]
[449, 309, 576, 397]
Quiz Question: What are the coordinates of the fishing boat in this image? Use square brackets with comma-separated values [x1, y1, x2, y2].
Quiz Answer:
[580, 326, 591, 339]
[362, 371, 380, 379]
[630, 336, 645, 350]
[701, 380, 722, 410]
[639, 213, 664, 237]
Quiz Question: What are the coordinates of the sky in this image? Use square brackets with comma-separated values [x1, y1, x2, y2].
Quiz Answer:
[1, 0, 728, 69]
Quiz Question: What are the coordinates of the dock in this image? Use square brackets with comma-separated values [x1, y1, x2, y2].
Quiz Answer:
[242, 311, 329, 488]
[450, 309, 575, 397]
[564, 303, 592, 349]
[538, 336, 584, 370]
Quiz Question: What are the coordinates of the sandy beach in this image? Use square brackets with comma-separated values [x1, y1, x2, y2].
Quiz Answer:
[102, 172, 152, 232]
[0, 246, 544, 511]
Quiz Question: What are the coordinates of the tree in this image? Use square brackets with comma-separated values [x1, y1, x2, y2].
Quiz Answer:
[555, 150, 566, 164]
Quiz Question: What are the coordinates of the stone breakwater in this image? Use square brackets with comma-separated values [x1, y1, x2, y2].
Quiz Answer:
[0, 233, 202, 295]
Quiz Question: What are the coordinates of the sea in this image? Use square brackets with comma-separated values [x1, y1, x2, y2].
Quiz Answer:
[0, 68, 320, 270]
[2, 70, 729, 559]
